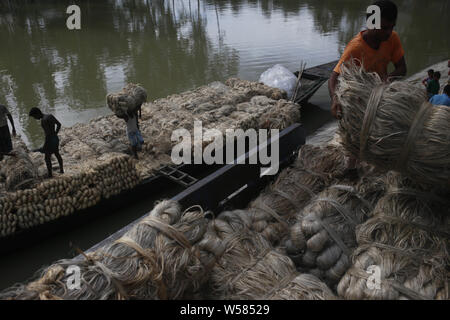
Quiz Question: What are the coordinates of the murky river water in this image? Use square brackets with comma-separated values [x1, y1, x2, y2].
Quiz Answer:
[1, 0, 449, 148]
[0, 0, 448, 291]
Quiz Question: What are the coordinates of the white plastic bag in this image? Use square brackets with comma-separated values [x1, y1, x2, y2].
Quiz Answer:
[258, 64, 299, 99]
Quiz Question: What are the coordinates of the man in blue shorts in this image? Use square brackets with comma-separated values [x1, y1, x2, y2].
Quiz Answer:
[124, 110, 144, 159]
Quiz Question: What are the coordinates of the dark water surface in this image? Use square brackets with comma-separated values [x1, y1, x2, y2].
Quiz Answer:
[0, 0, 448, 147]
[0, 0, 448, 291]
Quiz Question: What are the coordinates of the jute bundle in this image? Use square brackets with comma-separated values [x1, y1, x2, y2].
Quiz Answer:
[197, 210, 337, 300]
[225, 78, 287, 100]
[336, 61, 450, 189]
[107, 83, 147, 117]
[49, 78, 299, 181]
[337, 184, 449, 300]
[286, 175, 387, 288]
[0, 196, 16, 237]
[0, 150, 142, 238]
[268, 273, 338, 300]
[0, 200, 209, 300]
[247, 143, 348, 246]
[1, 78, 298, 238]
[0, 139, 37, 191]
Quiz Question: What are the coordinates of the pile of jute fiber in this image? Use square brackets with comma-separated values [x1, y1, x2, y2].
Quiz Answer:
[0, 200, 338, 300]
[246, 143, 348, 247]
[0, 200, 209, 300]
[336, 61, 450, 189]
[195, 209, 337, 300]
[0, 138, 37, 192]
[285, 174, 388, 288]
[0, 153, 140, 238]
[337, 174, 449, 300]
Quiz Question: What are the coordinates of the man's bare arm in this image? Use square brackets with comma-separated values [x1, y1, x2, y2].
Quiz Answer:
[328, 71, 342, 119]
[7, 114, 16, 136]
[388, 56, 407, 80]
[52, 115, 62, 135]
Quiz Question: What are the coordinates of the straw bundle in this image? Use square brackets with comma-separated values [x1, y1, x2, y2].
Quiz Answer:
[335, 62, 450, 189]
[198, 210, 337, 300]
[107, 83, 147, 117]
[0, 200, 209, 300]
[337, 183, 449, 300]
[286, 173, 388, 287]
[247, 143, 348, 246]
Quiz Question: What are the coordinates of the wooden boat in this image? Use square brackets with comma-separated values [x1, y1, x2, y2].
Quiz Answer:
[81, 123, 306, 255]
[0, 124, 306, 255]
[293, 60, 338, 104]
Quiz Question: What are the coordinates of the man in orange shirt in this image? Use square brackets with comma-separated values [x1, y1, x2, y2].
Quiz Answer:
[328, 0, 407, 119]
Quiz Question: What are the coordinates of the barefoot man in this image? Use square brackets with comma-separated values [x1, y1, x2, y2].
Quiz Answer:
[29, 107, 64, 178]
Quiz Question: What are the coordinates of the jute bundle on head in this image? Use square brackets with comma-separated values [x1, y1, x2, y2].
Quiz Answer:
[337, 184, 449, 300]
[107, 83, 147, 117]
[197, 210, 337, 300]
[336, 61, 450, 189]
[0, 200, 209, 300]
[285, 174, 387, 288]
[248, 143, 348, 246]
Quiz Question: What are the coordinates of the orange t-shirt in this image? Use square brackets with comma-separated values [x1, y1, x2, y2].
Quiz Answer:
[333, 31, 405, 79]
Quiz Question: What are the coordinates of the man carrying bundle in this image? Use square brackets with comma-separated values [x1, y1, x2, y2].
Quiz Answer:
[0, 103, 16, 161]
[328, 0, 407, 176]
[329, 0, 407, 120]
[29, 107, 64, 178]
[123, 110, 144, 160]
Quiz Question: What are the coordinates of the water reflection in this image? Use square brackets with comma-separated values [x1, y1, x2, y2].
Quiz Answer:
[0, 0, 240, 146]
[0, 0, 448, 147]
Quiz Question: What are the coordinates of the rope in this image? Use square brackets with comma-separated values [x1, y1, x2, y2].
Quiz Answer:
[272, 188, 300, 210]
[395, 101, 433, 173]
[314, 197, 358, 227]
[370, 213, 450, 238]
[329, 184, 373, 211]
[359, 84, 387, 161]
[262, 271, 301, 299]
[226, 248, 272, 293]
[387, 187, 450, 206]
[114, 236, 165, 299]
[356, 240, 442, 260]
[348, 267, 431, 300]
[139, 216, 193, 250]
[256, 201, 290, 230]
[319, 219, 352, 257]
[293, 181, 316, 197]
[359, 83, 435, 175]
